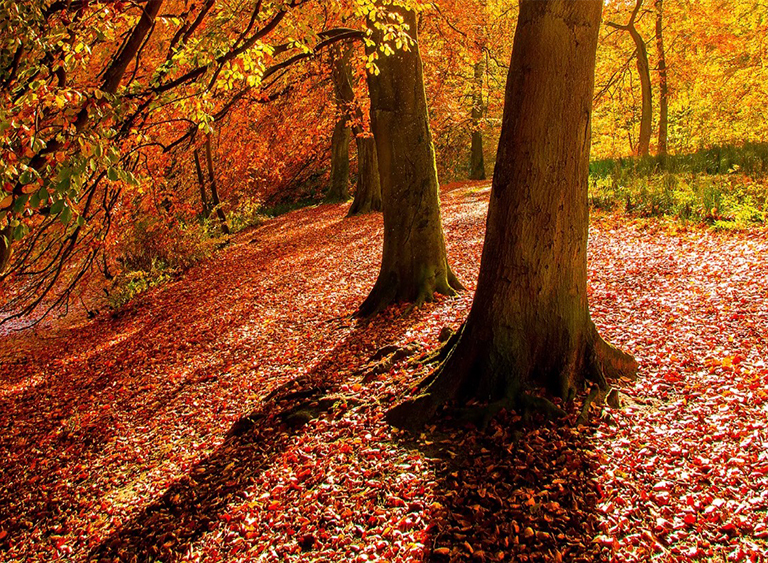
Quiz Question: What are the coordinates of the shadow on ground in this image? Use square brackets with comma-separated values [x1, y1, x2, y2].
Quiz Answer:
[412, 410, 611, 562]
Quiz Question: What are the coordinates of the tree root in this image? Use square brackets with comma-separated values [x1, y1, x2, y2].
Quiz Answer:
[359, 344, 420, 383]
[385, 393, 440, 432]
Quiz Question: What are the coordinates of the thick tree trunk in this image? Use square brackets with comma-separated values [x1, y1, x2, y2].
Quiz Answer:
[655, 0, 669, 157]
[469, 59, 486, 181]
[205, 134, 230, 235]
[327, 119, 351, 201]
[387, 0, 637, 430]
[348, 136, 382, 215]
[359, 3, 462, 316]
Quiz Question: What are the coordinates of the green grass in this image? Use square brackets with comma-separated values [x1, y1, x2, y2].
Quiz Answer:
[588, 144, 768, 228]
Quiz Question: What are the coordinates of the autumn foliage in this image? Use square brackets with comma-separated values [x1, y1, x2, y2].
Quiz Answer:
[1, 0, 768, 561]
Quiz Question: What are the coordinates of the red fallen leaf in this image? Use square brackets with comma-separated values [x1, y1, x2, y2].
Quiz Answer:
[684, 513, 697, 525]
[0, 530, 6, 541]
[433, 547, 450, 556]
[655, 517, 671, 534]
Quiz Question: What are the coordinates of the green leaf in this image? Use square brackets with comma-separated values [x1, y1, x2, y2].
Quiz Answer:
[60, 205, 72, 225]
[13, 194, 28, 213]
[57, 176, 71, 193]
[13, 223, 28, 241]
[107, 167, 119, 181]
[19, 169, 36, 185]
[50, 199, 65, 215]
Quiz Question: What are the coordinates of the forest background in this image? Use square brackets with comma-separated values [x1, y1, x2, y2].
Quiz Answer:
[0, 0, 766, 321]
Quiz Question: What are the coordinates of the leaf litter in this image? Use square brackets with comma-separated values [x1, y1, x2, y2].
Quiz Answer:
[0, 181, 766, 562]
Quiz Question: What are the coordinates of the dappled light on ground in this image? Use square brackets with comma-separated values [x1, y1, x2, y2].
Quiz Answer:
[1, 182, 766, 561]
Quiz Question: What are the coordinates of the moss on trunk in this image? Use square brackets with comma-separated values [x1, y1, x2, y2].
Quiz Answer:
[359, 3, 462, 316]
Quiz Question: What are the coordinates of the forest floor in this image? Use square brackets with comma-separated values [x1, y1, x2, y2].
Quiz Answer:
[1, 181, 767, 562]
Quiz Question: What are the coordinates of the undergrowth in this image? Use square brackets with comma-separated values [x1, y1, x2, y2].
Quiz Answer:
[588, 144, 768, 228]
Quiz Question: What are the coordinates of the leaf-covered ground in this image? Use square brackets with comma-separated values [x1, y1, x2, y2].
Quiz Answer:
[0, 181, 766, 562]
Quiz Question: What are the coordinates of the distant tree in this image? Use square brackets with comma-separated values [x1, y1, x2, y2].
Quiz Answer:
[654, 0, 669, 157]
[387, 0, 637, 430]
[469, 59, 487, 180]
[326, 45, 354, 202]
[605, 0, 653, 156]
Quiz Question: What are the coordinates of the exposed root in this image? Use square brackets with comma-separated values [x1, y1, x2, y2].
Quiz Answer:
[576, 385, 609, 426]
[359, 344, 420, 383]
[385, 393, 440, 432]
[591, 324, 639, 382]
[519, 393, 568, 422]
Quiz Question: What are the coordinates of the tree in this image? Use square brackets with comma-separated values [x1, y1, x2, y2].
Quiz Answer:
[0, 0, 365, 324]
[469, 59, 487, 180]
[606, 0, 653, 157]
[325, 42, 382, 215]
[358, 2, 463, 316]
[654, 0, 669, 157]
[387, 0, 637, 430]
[326, 45, 354, 202]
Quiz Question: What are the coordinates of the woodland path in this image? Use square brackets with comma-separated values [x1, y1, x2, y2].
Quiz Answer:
[0, 181, 767, 562]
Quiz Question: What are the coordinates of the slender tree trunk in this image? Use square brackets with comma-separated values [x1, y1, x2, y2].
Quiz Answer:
[348, 136, 382, 215]
[327, 42, 382, 215]
[326, 44, 355, 202]
[327, 120, 351, 201]
[205, 134, 230, 235]
[607, 0, 652, 157]
[469, 59, 486, 181]
[387, 0, 637, 430]
[193, 149, 210, 215]
[655, 0, 669, 157]
[0, 224, 12, 275]
[630, 27, 653, 156]
[359, 3, 462, 316]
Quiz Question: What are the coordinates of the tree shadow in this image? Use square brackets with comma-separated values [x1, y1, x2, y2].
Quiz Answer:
[87, 312, 404, 562]
[409, 411, 611, 562]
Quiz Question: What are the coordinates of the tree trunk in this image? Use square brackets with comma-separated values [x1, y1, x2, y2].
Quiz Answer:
[630, 26, 653, 157]
[607, 0, 652, 157]
[387, 0, 637, 430]
[359, 3, 462, 316]
[348, 136, 382, 215]
[326, 44, 355, 202]
[193, 148, 210, 215]
[327, 119, 351, 201]
[655, 0, 669, 157]
[205, 134, 230, 235]
[469, 59, 486, 181]
[0, 224, 12, 275]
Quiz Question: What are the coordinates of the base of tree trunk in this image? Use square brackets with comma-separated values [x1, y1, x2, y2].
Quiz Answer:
[356, 266, 463, 318]
[385, 322, 637, 431]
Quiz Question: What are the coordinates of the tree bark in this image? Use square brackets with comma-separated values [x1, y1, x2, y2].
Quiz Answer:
[326, 45, 355, 202]
[655, 0, 669, 157]
[327, 120, 351, 201]
[193, 148, 210, 215]
[205, 134, 230, 235]
[387, 0, 637, 430]
[359, 3, 462, 316]
[607, 0, 652, 157]
[469, 59, 486, 181]
[348, 136, 382, 215]
[0, 224, 12, 275]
